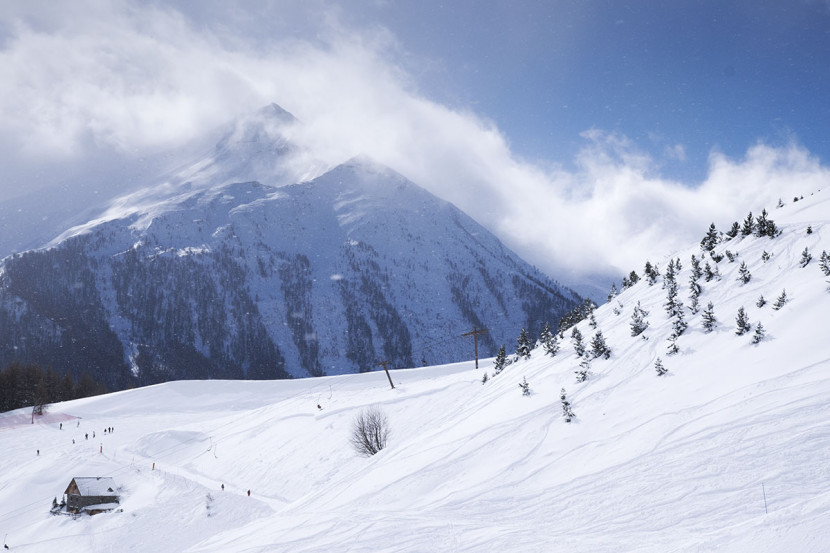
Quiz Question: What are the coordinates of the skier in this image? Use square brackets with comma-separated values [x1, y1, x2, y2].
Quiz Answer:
[247, 490, 251, 497]
[221, 484, 224, 491]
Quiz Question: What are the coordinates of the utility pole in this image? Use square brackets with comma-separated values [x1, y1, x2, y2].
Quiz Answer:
[378, 360, 395, 389]
[461, 327, 488, 369]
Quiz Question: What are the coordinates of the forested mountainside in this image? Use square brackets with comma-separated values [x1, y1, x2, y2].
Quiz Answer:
[0, 108, 581, 388]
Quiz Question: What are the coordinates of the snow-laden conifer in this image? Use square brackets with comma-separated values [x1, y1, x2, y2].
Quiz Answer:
[752, 322, 766, 345]
[607, 283, 618, 303]
[575, 358, 591, 383]
[644, 261, 660, 285]
[772, 289, 788, 310]
[690, 254, 702, 281]
[560, 388, 575, 422]
[820, 250, 830, 276]
[540, 323, 560, 357]
[702, 301, 717, 333]
[737, 261, 751, 284]
[516, 328, 532, 360]
[590, 330, 611, 360]
[654, 357, 668, 376]
[630, 301, 649, 337]
[704, 262, 715, 282]
[741, 212, 755, 236]
[735, 307, 751, 335]
[571, 327, 586, 357]
[666, 333, 679, 356]
[688, 277, 701, 314]
[800, 247, 812, 268]
[700, 223, 719, 251]
[756, 295, 767, 308]
[493, 345, 507, 375]
[519, 377, 531, 396]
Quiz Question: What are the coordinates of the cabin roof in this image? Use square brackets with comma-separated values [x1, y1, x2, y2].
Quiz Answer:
[66, 477, 118, 497]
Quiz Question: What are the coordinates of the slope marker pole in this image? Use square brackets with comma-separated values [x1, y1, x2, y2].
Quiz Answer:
[762, 483, 768, 514]
[378, 360, 395, 389]
[461, 327, 488, 369]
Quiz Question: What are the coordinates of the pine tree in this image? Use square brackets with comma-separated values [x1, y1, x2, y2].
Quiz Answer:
[688, 276, 701, 314]
[590, 330, 611, 359]
[702, 301, 717, 333]
[630, 301, 650, 337]
[755, 209, 770, 237]
[741, 212, 755, 236]
[481, 372, 489, 384]
[752, 322, 765, 345]
[737, 261, 751, 284]
[756, 295, 767, 308]
[671, 309, 687, 337]
[777, 198, 785, 208]
[571, 327, 586, 357]
[807, 225, 813, 235]
[607, 282, 618, 303]
[820, 250, 830, 276]
[588, 312, 598, 329]
[800, 247, 812, 268]
[561, 388, 575, 422]
[735, 307, 751, 335]
[628, 270, 640, 285]
[575, 358, 591, 383]
[516, 328, 532, 360]
[690, 254, 702, 280]
[666, 333, 679, 356]
[644, 261, 660, 285]
[772, 289, 788, 310]
[654, 357, 668, 376]
[725, 221, 740, 240]
[493, 345, 507, 375]
[542, 329, 560, 357]
[519, 376, 531, 396]
[675, 257, 682, 271]
[704, 262, 715, 282]
[762, 250, 771, 263]
[700, 223, 719, 251]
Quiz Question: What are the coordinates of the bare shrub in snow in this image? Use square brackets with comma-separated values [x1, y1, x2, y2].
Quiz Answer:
[350, 406, 390, 457]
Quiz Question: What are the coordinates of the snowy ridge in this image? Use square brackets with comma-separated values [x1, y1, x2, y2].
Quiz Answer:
[0, 190, 828, 551]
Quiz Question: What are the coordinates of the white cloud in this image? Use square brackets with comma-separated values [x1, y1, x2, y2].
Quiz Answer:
[0, 1, 828, 282]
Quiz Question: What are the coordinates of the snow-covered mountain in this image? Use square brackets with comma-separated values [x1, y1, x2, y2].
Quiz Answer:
[0, 105, 581, 387]
[0, 188, 827, 552]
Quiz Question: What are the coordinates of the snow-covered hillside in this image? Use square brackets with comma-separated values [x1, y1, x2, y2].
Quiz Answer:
[0, 191, 828, 552]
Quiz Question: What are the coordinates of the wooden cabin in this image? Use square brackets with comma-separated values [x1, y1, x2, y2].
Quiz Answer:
[64, 477, 120, 515]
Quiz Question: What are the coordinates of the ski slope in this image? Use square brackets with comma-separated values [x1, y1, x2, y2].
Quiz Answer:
[1, 191, 829, 552]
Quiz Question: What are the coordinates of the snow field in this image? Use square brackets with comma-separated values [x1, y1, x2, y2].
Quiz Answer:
[0, 192, 829, 551]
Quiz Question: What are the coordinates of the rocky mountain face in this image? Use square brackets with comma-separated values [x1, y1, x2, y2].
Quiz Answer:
[0, 105, 582, 388]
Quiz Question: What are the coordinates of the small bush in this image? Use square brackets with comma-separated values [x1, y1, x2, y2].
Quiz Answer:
[350, 406, 390, 457]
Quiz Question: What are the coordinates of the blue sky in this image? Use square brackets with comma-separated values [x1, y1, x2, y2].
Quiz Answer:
[336, 0, 830, 181]
[1, 0, 829, 280]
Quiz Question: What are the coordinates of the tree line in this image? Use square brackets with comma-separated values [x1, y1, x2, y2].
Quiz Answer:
[0, 362, 109, 414]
